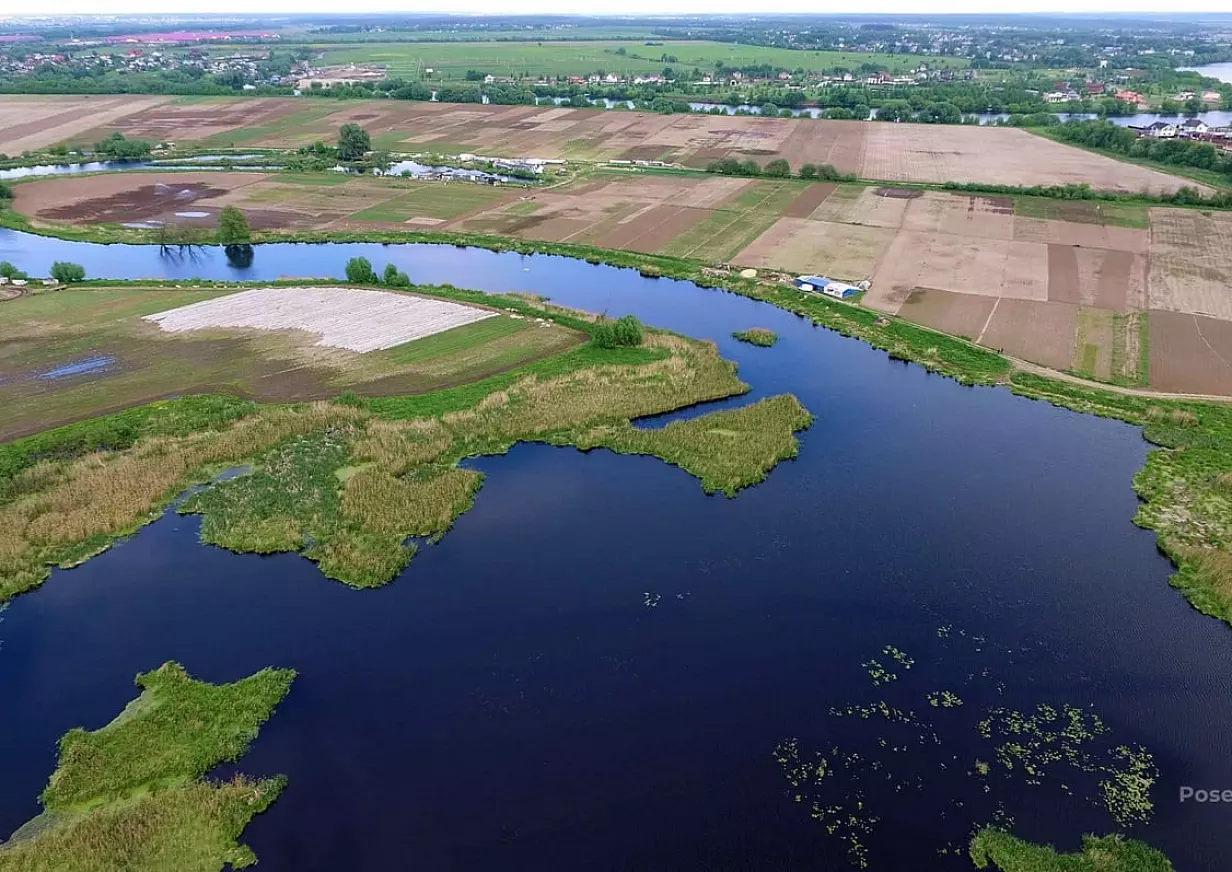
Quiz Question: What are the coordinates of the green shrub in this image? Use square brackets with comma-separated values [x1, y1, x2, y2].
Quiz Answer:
[49, 261, 86, 283]
[345, 256, 378, 284]
[592, 315, 644, 348]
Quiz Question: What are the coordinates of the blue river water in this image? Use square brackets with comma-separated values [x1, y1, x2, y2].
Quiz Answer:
[0, 229, 1231, 870]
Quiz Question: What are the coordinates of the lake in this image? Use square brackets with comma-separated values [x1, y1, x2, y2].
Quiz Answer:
[1183, 62, 1232, 85]
[1, 230, 1231, 870]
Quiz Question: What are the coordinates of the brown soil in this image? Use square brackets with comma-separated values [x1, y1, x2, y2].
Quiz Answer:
[781, 183, 836, 219]
[1046, 244, 1081, 304]
[593, 206, 710, 253]
[899, 288, 996, 341]
[39, 182, 224, 223]
[1094, 250, 1135, 312]
[979, 299, 1078, 370]
[1148, 310, 1232, 396]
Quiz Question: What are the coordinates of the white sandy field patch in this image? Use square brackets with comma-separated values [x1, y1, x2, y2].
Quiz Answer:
[144, 286, 497, 353]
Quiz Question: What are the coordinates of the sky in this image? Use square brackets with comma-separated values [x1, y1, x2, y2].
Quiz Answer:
[5, 1, 1232, 16]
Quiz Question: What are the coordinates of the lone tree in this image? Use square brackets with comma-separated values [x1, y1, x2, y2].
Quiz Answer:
[217, 206, 251, 244]
[50, 261, 86, 283]
[345, 256, 378, 284]
[337, 123, 372, 162]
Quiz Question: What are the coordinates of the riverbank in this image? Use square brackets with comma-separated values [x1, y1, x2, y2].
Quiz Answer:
[2, 231, 1232, 634]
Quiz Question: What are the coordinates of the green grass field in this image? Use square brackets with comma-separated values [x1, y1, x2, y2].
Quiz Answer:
[352, 183, 507, 222]
[0, 286, 582, 439]
[303, 40, 966, 81]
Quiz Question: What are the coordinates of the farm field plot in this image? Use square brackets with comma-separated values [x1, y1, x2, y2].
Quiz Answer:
[734, 217, 894, 278]
[2, 94, 1194, 193]
[310, 40, 967, 81]
[979, 299, 1079, 371]
[145, 286, 499, 352]
[13, 171, 274, 228]
[1148, 311, 1232, 395]
[859, 123, 1199, 195]
[1146, 208, 1232, 320]
[0, 95, 172, 155]
[0, 286, 582, 438]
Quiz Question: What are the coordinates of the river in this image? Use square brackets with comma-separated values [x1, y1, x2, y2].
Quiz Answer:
[1, 229, 1231, 870]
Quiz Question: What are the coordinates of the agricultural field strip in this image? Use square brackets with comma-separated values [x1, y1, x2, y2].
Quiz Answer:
[144, 287, 497, 353]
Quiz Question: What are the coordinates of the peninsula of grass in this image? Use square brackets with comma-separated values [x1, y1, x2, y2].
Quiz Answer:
[42, 661, 295, 810]
[0, 289, 815, 594]
[572, 395, 812, 496]
[0, 662, 294, 872]
[732, 328, 779, 347]
[969, 828, 1173, 871]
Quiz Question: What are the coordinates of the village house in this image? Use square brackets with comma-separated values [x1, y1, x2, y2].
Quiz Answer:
[1139, 121, 1178, 138]
[1179, 118, 1210, 137]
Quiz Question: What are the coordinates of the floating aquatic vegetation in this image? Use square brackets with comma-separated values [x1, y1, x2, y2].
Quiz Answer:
[774, 632, 1159, 868]
[927, 690, 964, 708]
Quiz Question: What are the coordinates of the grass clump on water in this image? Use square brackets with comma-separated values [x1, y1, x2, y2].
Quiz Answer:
[732, 328, 778, 347]
[571, 395, 812, 496]
[969, 829, 1173, 872]
[0, 662, 293, 872]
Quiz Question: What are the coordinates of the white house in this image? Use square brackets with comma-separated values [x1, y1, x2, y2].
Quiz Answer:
[1180, 118, 1210, 136]
[1143, 121, 1178, 138]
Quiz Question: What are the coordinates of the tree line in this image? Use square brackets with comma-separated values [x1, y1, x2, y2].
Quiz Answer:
[1050, 120, 1232, 181]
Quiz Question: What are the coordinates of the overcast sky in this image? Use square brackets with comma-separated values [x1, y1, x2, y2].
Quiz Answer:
[5, 2, 1232, 17]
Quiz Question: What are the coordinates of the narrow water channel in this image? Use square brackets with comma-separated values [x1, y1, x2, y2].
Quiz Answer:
[0, 229, 1230, 870]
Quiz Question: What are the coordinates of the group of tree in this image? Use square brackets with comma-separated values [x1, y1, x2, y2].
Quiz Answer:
[0, 260, 85, 282]
[706, 157, 849, 181]
[0, 260, 27, 280]
[0, 181, 12, 201]
[92, 132, 153, 160]
[1051, 120, 1232, 179]
[591, 315, 644, 349]
[50, 261, 86, 283]
[344, 257, 410, 288]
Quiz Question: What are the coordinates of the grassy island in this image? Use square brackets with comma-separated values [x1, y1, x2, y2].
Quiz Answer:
[0, 662, 294, 872]
[732, 328, 779, 347]
[970, 828, 1173, 872]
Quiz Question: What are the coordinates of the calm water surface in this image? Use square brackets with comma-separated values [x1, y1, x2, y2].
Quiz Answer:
[0, 231, 1231, 870]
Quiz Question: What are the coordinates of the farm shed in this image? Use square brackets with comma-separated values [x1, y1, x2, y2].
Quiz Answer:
[794, 275, 861, 299]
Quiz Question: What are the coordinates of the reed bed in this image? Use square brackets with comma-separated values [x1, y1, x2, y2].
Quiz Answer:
[0, 323, 811, 594]
[572, 395, 813, 496]
[0, 404, 362, 601]
[0, 776, 285, 872]
[969, 828, 1173, 871]
[732, 328, 779, 347]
